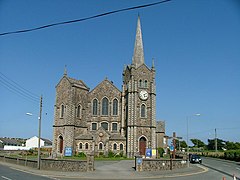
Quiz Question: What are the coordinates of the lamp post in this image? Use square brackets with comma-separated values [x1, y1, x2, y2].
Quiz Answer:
[26, 95, 42, 170]
[187, 113, 200, 168]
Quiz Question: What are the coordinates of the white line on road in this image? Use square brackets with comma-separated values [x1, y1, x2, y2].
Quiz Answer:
[236, 167, 240, 171]
[1, 176, 12, 180]
[223, 164, 231, 167]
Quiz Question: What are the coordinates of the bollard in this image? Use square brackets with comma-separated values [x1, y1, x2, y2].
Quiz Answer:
[233, 174, 236, 180]
[222, 177, 225, 180]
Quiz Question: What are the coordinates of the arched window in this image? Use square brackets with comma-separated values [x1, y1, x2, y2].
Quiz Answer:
[139, 79, 142, 87]
[76, 105, 81, 118]
[60, 104, 64, 118]
[144, 80, 148, 88]
[113, 143, 117, 150]
[92, 99, 98, 115]
[112, 99, 118, 115]
[92, 123, 97, 130]
[120, 144, 124, 151]
[112, 123, 117, 131]
[141, 104, 146, 118]
[79, 143, 82, 149]
[85, 143, 88, 150]
[101, 122, 108, 131]
[102, 97, 109, 115]
[99, 142, 103, 150]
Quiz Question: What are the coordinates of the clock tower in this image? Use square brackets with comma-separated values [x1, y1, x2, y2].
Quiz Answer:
[122, 16, 156, 158]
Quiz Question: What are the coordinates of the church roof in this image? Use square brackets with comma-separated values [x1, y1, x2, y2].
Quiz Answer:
[110, 134, 126, 141]
[75, 134, 93, 140]
[67, 77, 89, 90]
[132, 15, 145, 69]
[89, 78, 121, 94]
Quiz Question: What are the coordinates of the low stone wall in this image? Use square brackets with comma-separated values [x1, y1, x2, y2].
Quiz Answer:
[0, 155, 94, 172]
[135, 157, 187, 171]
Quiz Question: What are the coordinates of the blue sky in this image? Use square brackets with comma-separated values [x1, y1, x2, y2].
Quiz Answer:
[0, 0, 240, 144]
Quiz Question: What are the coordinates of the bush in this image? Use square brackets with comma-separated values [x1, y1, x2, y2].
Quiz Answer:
[158, 147, 165, 158]
[76, 152, 86, 158]
[224, 150, 240, 161]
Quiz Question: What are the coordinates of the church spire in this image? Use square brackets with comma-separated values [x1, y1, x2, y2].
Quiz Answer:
[132, 15, 145, 68]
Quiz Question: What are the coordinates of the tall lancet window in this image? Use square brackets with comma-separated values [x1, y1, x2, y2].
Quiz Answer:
[141, 104, 146, 118]
[60, 104, 64, 118]
[76, 105, 81, 118]
[92, 99, 98, 115]
[113, 99, 118, 116]
[102, 97, 109, 115]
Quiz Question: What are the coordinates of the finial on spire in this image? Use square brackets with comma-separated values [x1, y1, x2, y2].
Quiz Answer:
[152, 58, 155, 69]
[132, 15, 145, 69]
[64, 65, 67, 76]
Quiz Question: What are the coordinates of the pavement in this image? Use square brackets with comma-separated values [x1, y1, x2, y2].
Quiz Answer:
[0, 160, 208, 179]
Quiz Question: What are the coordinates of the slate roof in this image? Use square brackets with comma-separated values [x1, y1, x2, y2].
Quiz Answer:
[0, 138, 22, 146]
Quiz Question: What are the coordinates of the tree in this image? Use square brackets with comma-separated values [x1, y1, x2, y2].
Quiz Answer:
[207, 138, 225, 150]
[225, 141, 240, 150]
[190, 138, 206, 149]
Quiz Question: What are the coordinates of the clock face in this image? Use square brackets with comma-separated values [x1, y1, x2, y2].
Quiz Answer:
[139, 90, 148, 100]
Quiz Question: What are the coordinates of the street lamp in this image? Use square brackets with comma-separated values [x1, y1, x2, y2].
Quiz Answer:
[187, 113, 200, 168]
[26, 95, 42, 170]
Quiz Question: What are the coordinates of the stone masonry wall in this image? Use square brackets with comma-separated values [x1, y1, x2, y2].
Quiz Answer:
[0, 155, 94, 172]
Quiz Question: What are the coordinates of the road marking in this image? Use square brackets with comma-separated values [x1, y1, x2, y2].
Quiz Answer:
[236, 167, 240, 171]
[1, 176, 12, 180]
[223, 164, 231, 167]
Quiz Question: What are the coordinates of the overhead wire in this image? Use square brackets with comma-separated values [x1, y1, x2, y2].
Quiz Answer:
[0, 0, 171, 36]
[0, 72, 40, 104]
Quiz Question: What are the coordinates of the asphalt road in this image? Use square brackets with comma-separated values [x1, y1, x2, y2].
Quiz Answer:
[202, 157, 240, 179]
[0, 164, 55, 180]
[1, 157, 240, 180]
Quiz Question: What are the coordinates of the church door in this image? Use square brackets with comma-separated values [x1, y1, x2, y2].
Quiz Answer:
[59, 136, 63, 153]
[139, 137, 146, 156]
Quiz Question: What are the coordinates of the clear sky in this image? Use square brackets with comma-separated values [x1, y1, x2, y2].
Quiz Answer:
[0, 0, 240, 144]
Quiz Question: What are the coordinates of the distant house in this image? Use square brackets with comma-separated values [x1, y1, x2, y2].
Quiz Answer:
[0, 137, 28, 150]
[26, 136, 52, 149]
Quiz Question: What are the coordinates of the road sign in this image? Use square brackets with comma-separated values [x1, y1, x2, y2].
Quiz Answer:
[64, 147, 72, 156]
[170, 145, 174, 152]
[146, 148, 152, 158]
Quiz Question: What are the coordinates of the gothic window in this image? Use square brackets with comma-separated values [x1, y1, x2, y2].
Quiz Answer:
[101, 122, 108, 131]
[113, 143, 117, 150]
[144, 80, 148, 88]
[60, 104, 64, 118]
[141, 104, 146, 118]
[99, 142, 103, 150]
[112, 123, 117, 131]
[102, 97, 109, 115]
[76, 104, 81, 118]
[85, 143, 88, 150]
[139, 79, 142, 87]
[79, 143, 83, 149]
[120, 144, 124, 151]
[112, 99, 118, 116]
[92, 99, 98, 115]
[92, 123, 97, 130]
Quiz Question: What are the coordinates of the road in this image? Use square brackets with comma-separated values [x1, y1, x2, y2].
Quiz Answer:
[202, 157, 240, 179]
[1, 157, 240, 180]
[0, 164, 56, 180]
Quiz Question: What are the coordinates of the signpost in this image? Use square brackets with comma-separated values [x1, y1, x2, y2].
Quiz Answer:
[64, 147, 72, 156]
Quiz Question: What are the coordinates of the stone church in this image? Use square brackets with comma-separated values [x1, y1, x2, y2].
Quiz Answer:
[52, 17, 165, 158]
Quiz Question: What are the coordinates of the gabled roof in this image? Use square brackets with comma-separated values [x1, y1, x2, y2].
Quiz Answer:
[56, 75, 89, 91]
[89, 78, 121, 94]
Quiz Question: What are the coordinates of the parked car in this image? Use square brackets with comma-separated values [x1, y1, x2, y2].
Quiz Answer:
[190, 154, 202, 164]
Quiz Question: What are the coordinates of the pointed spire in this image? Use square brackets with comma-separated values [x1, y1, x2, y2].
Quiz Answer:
[64, 65, 67, 76]
[132, 15, 145, 68]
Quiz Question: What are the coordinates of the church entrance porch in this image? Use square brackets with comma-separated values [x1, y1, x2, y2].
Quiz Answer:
[139, 137, 146, 156]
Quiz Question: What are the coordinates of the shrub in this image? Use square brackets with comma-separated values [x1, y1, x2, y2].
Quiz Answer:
[76, 152, 86, 158]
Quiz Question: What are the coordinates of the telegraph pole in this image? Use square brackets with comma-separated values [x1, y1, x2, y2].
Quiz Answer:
[38, 95, 43, 170]
[215, 128, 217, 152]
